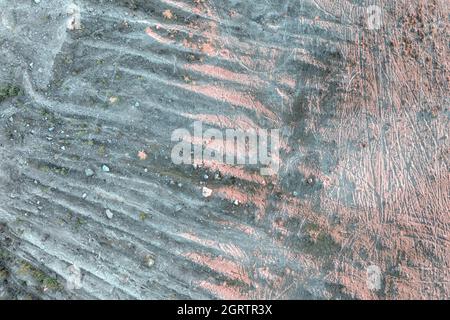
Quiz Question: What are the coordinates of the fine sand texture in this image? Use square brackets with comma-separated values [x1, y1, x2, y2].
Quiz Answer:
[0, 0, 448, 299]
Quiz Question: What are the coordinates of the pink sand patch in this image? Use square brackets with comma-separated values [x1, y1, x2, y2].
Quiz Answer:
[198, 281, 247, 300]
[185, 252, 251, 285]
[177, 83, 278, 121]
[185, 63, 265, 88]
[145, 27, 174, 45]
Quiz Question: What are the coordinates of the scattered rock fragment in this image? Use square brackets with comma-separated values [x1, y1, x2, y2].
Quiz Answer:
[109, 96, 118, 104]
[101, 164, 110, 172]
[202, 187, 212, 198]
[163, 9, 174, 20]
[85, 168, 94, 177]
[144, 255, 155, 268]
[105, 209, 114, 219]
[138, 150, 147, 160]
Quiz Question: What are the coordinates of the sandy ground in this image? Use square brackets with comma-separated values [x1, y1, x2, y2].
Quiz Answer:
[0, 0, 448, 299]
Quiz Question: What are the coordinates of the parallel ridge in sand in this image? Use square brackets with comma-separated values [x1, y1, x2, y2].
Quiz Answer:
[0, 0, 448, 299]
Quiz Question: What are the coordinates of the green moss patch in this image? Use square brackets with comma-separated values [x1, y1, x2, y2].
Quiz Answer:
[0, 84, 22, 102]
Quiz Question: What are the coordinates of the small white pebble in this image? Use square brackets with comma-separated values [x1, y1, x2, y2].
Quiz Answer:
[202, 187, 212, 198]
[105, 209, 114, 219]
[145, 255, 155, 268]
